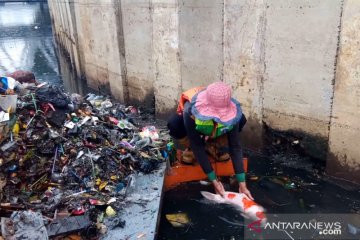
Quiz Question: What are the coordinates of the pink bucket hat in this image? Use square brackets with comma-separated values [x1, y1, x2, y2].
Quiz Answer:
[191, 82, 242, 126]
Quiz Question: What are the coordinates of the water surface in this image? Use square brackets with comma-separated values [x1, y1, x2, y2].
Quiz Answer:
[158, 152, 360, 240]
[0, 2, 60, 85]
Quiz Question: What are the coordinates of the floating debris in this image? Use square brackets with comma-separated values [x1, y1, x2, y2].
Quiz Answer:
[249, 176, 259, 181]
[166, 213, 191, 227]
[0, 84, 167, 237]
[199, 180, 211, 186]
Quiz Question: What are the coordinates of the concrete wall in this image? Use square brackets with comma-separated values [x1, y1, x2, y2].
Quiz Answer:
[179, 0, 223, 90]
[223, 0, 266, 147]
[263, 0, 343, 159]
[49, 0, 360, 184]
[152, 0, 181, 117]
[49, 0, 127, 101]
[327, 0, 360, 183]
[122, 0, 154, 106]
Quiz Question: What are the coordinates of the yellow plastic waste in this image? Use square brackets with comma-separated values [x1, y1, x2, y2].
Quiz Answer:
[99, 181, 108, 191]
[105, 206, 116, 217]
[12, 122, 20, 136]
[165, 213, 190, 227]
[95, 178, 101, 185]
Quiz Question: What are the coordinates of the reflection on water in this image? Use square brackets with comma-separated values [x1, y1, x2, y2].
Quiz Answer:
[0, 2, 60, 85]
[158, 182, 245, 240]
[0, 3, 37, 27]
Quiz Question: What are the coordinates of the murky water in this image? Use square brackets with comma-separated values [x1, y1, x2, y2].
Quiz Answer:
[158, 150, 360, 240]
[0, 2, 61, 85]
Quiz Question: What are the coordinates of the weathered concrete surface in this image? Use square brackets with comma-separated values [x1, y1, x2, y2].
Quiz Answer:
[122, 0, 154, 107]
[48, 0, 80, 77]
[49, 0, 360, 183]
[263, 0, 343, 158]
[179, 0, 223, 91]
[77, 0, 126, 100]
[223, 0, 266, 148]
[327, 0, 360, 183]
[49, 0, 127, 101]
[103, 164, 165, 240]
[152, 0, 181, 118]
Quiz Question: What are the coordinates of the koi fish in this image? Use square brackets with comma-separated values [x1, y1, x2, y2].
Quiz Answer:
[201, 191, 267, 226]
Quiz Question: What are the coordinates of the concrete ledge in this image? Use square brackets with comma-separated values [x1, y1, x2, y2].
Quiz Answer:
[103, 163, 166, 240]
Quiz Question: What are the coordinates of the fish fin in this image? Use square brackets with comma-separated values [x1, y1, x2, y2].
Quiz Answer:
[201, 191, 218, 200]
[200, 191, 224, 203]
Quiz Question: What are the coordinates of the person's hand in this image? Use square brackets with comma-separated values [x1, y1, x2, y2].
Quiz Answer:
[212, 179, 225, 196]
[239, 182, 254, 200]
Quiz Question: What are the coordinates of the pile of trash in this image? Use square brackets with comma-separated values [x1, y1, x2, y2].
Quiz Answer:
[0, 84, 167, 238]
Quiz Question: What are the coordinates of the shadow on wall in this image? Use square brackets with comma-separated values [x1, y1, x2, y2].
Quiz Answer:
[55, 42, 88, 96]
[130, 91, 155, 115]
[326, 152, 360, 185]
[54, 30, 113, 97]
[263, 123, 329, 161]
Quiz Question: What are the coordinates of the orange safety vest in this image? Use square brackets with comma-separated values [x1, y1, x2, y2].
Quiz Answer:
[176, 87, 204, 115]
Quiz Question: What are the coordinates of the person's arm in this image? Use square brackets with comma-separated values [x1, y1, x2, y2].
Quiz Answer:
[183, 102, 215, 181]
[227, 120, 254, 200]
[183, 103, 225, 195]
[227, 123, 245, 181]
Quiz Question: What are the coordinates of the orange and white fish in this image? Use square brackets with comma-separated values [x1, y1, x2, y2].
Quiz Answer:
[201, 191, 267, 226]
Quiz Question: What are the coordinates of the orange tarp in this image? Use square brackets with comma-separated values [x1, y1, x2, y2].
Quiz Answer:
[164, 157, 248, 190]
